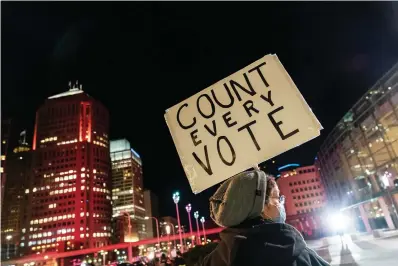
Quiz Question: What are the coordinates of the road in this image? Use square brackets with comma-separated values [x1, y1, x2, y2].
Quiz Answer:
[308, 234, 398, 266]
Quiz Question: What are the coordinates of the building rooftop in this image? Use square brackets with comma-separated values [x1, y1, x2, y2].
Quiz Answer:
[48, 81, 84, 99]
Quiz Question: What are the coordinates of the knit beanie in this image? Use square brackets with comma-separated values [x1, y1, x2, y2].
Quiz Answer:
[209, 170, 267, 227]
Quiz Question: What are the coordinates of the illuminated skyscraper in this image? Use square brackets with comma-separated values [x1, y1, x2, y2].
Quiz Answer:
[23, 81, 112, 254]
[110, 139, 146, 242]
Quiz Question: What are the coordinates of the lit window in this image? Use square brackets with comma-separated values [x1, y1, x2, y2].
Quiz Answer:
[1, 155, 5, 160]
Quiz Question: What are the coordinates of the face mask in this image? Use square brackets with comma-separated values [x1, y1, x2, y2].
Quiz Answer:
[273, 203, 286, 223]
[263, 202, 286, 223]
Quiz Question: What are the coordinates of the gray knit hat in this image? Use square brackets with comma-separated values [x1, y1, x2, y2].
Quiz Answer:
[209, 170, 267, 227]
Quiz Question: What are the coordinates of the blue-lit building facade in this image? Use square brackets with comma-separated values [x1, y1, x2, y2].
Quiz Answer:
[110, 139, 146, 243]
[317, 62, 398, 232]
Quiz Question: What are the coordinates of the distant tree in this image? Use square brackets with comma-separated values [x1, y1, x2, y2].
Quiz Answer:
[183, 243, 218, 266]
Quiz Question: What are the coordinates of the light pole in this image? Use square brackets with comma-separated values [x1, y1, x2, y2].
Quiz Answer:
[165, 225, 171, 257]
[185, 204, 194, 245]
[100, 251, 108, 266]
[194, 211, 201, 245]
[173, 192, 184, 252]
[145, 216, 160, 252]
[121, 211, 133, 263]
[6, 235, 12, 259]
[200, 217, 207, 244]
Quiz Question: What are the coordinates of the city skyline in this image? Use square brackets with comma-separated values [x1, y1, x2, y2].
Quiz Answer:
[3, 2, 398, 221]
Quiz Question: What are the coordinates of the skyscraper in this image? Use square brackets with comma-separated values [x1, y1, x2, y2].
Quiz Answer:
[110, 139, 146, 242]
[1, 119, 12, 207]
[1, 130, 31, 259]
[23, 82, 112, 254]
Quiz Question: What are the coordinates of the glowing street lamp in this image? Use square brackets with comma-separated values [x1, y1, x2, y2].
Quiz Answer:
[185, 204, 194, 244]
[194, 211, 201, 245]
[121, 211, 133, 263]
[6, 235, 12, 259]
[172, 192, 184, 252]
[145, 216, 160, 251]
[200, 217, 207, 243]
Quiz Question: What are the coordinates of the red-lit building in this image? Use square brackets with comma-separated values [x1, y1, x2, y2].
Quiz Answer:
[22, 82, 112, 254]
[277, 164, 327, 238]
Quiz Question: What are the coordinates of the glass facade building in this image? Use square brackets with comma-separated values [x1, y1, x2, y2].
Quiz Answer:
[317, 62, 398, 232]
[110, 139, 146, 242]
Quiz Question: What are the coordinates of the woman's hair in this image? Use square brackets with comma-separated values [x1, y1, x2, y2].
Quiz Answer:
[264, 177, 277, 204]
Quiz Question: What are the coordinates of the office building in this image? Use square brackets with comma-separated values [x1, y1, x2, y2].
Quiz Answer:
[23, 81, 112, 254]
[110, 139, 146, 242]
[277, 164, 327, 237]
[317, 62, 398, 232]
[144, 190, 159, 239]
[1, 119, 12, 207]
[1, 132, 31, 259]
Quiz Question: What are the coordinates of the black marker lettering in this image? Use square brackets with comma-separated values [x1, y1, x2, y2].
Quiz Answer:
[217, 136, 236, 166]
[243, 100, 259, 118]
[260, 90, 274, 107]
[230, 73, 257, 101]
[268, 106, 300, 140]
[190, 129, 202, 147]
[197, 94, 215, 119]
[238, 120, 261, 151]
[204, 120, 217, 137]
[176, 103, 196, 130]
[211, 84, 234, 108]
[248, 62, 269, 87]
[222, 111, 237, 128]
[193, 145, 213, 175]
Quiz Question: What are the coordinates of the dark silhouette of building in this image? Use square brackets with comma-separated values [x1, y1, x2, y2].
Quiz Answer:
[144, 190, 159, 239]
[1, 127, 32, 259]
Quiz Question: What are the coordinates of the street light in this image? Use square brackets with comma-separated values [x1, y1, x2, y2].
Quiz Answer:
[173, 191, 184, 252]
[145, 216, 160, 252]
[120, 211, 133, 263]
[194, 211, 201, 245]
[185, 204, 194, 245]
[163, 222, 176, 253]
[6, 235, 12, 259]
[200, 217, 207, 243]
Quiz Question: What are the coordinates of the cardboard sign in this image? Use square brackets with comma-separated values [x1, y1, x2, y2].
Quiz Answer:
[165, 54, 322, 194]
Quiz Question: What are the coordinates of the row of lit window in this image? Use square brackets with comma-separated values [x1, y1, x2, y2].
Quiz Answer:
[30, 214, 76, 225]
[93, 140, 107, 148]
[30, 243, 57, 249]
[49, 187, 77, 195]
[40, 136, 58, 143]
[54, 175, 77, 182]
[57, 139, 78, 146]
[93, 232, 111, 237]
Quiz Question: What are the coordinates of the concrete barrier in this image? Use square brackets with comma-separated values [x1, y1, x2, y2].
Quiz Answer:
[372, 229, 398, 238]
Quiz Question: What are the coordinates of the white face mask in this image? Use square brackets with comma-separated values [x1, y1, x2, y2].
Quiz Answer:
[263, 196, 286, 223]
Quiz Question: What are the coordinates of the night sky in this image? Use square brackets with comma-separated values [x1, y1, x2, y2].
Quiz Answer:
[2, 2, 398, 225]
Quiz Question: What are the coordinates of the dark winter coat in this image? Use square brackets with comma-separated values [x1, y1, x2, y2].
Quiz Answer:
[200, 218, 329, 266]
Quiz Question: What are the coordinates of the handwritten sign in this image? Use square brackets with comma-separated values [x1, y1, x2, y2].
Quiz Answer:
[165, 54, 322, 193]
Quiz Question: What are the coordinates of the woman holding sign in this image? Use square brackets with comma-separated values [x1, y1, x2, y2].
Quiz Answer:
[200, 170, 329, 266]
